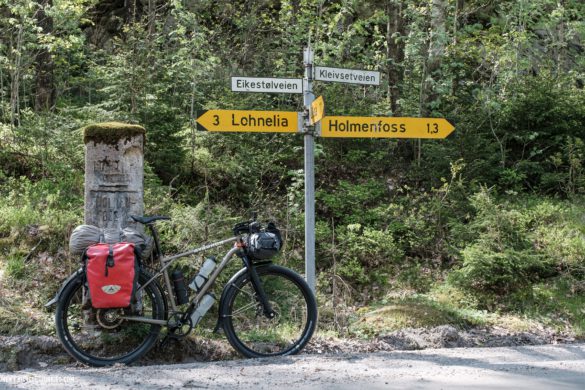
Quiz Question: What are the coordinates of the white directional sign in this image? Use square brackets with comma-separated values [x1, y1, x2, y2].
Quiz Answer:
[314, 66, 380, 86]
[231, 77, 303, 94]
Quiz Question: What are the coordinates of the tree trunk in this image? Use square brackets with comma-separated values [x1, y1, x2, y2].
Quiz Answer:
[556, 0, 566, 76]
[34, 0, 56, 112]
[451, 0, 464, 96]
[386, 0, 405, 116]
[125, 0, 138, 23]
[10, 24, 24, 128]
[147, 0, 156, 36]
[417, 0, 447, 165]
[420, 0, 447, 117]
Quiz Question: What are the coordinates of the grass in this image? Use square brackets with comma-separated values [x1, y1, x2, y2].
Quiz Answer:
[348, 299, 463, 338]
[337, 277, 585, 340]
[521, 279, 585, 337]
[0, 177, 583, 344]
[0, 234, 76, 336]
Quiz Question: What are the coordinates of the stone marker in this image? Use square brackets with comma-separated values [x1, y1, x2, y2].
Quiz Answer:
[83, 122, 145, 232]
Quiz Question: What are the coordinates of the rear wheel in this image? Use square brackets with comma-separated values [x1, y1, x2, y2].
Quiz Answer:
[221, 264, 317, 357]
[55, 270, 164, 367]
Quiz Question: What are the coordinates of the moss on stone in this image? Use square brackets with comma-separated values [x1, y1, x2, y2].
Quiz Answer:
[83, 122, 145, 145]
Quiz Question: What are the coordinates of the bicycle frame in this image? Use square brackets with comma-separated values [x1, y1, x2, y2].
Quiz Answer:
[120, 224, 244, 326]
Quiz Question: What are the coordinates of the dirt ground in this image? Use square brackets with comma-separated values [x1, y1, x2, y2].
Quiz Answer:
[1, 343, 584, 389]
[0, 324, 578, 372]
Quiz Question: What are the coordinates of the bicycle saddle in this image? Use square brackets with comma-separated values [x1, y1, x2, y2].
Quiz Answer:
[130, 215, 171, 224]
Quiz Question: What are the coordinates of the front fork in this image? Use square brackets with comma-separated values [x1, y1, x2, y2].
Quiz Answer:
[240, 255, 276, 319]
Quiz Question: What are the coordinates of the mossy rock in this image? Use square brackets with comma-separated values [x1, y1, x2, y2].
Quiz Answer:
[83, 122, 145, 145]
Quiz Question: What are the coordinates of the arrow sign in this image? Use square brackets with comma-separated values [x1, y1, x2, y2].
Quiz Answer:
[320, 116, 455, 139]
[310, 96, 325, 125]
[197, 110, 301, 133]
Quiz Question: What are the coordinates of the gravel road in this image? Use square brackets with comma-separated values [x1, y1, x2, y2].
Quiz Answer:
[1, 343, 584, 389]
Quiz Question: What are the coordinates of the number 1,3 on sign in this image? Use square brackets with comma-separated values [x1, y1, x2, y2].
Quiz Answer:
[427, 123, 440, 134]
[320, 116, 455, 139]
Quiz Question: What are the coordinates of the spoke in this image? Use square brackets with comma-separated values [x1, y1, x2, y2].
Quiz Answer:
[230, 300, 259, 316]
[231, 282, 256, 299]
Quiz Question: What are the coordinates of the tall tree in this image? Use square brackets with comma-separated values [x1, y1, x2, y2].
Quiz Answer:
[34, 0, 55, 112]
[420, 0, 447, 117]
[386, 0, 405, 116]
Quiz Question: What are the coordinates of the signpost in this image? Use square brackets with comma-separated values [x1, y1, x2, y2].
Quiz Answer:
[303, 48, 316, 292]
[321, 116, 454, 138]
[197, 45, 454, 294]
[196, 109, 301, 133]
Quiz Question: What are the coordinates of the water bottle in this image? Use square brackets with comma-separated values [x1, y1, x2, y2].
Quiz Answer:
[190, 293, 215, 326]
[171, 270, 189, 305]
[189, 257, 216, 292]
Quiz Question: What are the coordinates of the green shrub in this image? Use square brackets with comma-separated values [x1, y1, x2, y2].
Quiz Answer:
[452, 245, 552, 297]
[318, 180, 387, 226]
[448, 189, 584, 305]
[334, 223, 404, 286]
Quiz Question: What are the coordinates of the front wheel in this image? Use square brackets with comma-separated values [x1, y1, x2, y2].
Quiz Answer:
[221, 264, 317, 358]
[55, 270, 165, 367]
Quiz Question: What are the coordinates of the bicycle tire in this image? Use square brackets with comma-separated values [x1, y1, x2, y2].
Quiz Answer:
[55, 270, 165, 367]
[221, 264, 317, 358]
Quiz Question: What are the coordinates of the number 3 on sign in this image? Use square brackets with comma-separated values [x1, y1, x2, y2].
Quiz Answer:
[213, 115, 220, 126]
[427, 123, 439, 134]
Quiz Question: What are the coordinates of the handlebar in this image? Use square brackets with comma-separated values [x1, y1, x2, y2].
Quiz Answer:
[232, 220, 261, 236]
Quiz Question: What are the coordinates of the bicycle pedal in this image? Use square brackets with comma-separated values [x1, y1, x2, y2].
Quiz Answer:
[160, 334, 179, 349]
[159, 336, 170, 349]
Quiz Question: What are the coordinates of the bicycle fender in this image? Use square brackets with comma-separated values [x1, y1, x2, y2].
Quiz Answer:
[214, 263, 272, 333]
[45, 267, 84, 308]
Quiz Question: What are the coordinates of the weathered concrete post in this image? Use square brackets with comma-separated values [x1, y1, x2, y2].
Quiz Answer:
[83, 122, 145, 232]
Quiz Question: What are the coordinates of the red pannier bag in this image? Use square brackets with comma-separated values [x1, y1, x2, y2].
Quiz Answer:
[85, 242, 138, 309]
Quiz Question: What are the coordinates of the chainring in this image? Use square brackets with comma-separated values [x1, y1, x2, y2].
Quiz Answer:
[167, 312, 193, 338]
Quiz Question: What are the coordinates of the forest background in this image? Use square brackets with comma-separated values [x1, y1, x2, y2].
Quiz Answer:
[0, 0, 584, 342]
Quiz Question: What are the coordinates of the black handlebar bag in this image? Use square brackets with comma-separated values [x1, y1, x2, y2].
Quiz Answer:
[246, 223, 283, 260]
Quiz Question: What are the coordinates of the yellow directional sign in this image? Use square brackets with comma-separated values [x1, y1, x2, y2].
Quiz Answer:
[310, 96, 325, 125]
[320, 116, 455, 139]
[197, 110, 300, 133]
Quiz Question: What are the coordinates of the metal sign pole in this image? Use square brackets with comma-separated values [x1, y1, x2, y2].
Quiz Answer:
[303, 46, 316, 293]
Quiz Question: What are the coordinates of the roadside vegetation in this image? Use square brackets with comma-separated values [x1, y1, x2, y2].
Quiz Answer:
[1, 0, 584, 344]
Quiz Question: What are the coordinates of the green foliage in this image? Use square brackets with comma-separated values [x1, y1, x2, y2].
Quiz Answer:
[0, 175, 83, 255]
[526, 278, 585, 337]
[318, 180, 387, 225]
[140, 106, 186, 183]
[453, 246, 551, 298]
[544, 137, 585, 196]
[1, 0, 585, 338]
[449, 189, 585, 307]
[495, 76, 585, 192]
[335, 223, 403, 286]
